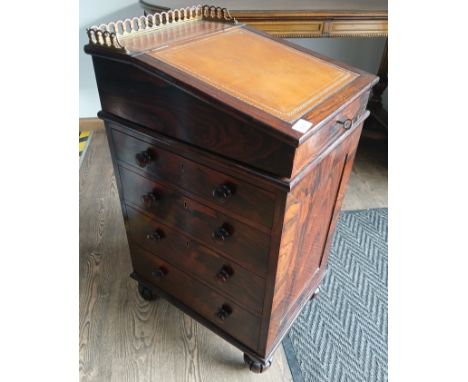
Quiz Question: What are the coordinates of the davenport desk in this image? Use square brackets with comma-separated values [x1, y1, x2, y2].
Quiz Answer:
[85, 4, 378, 373]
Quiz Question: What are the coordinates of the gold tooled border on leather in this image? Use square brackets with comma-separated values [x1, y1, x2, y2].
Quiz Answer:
[152, 28, 358, 123]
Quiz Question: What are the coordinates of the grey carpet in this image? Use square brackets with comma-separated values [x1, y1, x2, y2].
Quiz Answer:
[283, 208, 388, 382]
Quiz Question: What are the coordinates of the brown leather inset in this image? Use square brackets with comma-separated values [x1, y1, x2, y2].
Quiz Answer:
[150, 27, 357, 122]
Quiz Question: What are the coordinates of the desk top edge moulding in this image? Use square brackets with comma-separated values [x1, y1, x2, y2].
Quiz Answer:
[85, 4, 378, 373]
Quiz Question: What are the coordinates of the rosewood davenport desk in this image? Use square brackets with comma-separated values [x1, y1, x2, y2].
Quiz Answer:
[85, 4, 377, 373]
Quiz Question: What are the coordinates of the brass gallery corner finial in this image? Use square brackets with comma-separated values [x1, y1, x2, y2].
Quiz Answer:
[86, 4, 236, 53]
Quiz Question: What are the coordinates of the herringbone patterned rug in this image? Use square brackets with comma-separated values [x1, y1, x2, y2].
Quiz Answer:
[283, 208, 388, 382]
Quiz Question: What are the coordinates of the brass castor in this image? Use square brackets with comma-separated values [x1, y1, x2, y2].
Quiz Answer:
[310, 287, 320, 301]
[138, 283, 158, 301]
[243, 353, 272, 373]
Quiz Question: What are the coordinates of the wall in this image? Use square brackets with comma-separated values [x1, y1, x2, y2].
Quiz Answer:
[79, 3, 387, 117]
[79, 1, 141, 117]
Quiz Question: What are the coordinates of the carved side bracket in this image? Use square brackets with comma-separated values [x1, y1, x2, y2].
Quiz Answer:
[86, 4, 236, 53]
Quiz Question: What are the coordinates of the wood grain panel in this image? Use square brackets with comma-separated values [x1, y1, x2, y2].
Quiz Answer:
[263, 123, 365, 356]
[292, 91, 369, 176]
[131, 244, 262, 351]
[125, 204, 266, 314]
[93, 56, 296, 178]
[111, 126, 276, 229]
[119, 166, 271, 276]
[318, 126, 364, 269]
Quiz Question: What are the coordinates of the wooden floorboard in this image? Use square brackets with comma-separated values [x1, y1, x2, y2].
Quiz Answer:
[79, 131, 388, 382]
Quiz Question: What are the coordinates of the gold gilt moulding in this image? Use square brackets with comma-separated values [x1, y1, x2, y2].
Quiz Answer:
[86, 4, 236, 53]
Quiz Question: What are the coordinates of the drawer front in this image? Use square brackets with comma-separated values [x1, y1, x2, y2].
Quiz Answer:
[292, 91, 370, 176]
[126, 205, 265, 313]
[111, 127, 276, 229]
[131, 244, 261, 351]
[120, 166, 270, 276]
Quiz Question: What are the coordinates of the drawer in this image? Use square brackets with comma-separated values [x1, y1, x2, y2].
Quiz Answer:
[120, 166, 270, 276]
[292, 91, 370, 176]
[111, 127, 276, 229]
[131, 244, 261, 351]
[126, 204, 265, 313]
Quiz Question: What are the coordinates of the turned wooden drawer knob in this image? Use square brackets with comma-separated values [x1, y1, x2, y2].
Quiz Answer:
[142, 192, 159, 209]
[135, 149, 154, 167]
[212, 225, 231, 242]
[146, 229, 164, 241]
[151, 266, 167, 279]
[216, 304, 232, 321]
[212, 184, 233, 202]
[336, 118, 352, 130]
[216, 265, 234, 282]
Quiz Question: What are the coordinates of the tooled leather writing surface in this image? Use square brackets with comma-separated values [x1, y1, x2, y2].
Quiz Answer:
[149, 27, 357, 123]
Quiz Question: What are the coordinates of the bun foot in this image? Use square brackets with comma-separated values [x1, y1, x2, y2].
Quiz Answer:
[243, 353, 272, 373]
[310, 287, 320, 301]
[138, 283, 158, 301]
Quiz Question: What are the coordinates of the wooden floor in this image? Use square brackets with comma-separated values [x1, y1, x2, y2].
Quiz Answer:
[79, 129, 387, 382]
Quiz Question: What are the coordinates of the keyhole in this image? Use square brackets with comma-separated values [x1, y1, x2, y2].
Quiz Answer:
[184, 200, 188, 209]
[185, 241, 190, 248]
[180, 163, 185, 173]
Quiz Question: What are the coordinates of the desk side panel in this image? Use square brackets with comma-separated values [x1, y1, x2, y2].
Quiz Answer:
[262, 123, 363, 356]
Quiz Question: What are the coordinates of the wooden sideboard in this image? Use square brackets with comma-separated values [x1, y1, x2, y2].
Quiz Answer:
[140, 0, 388, 136]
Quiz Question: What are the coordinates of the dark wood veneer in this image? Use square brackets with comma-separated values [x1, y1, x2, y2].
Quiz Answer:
[126, 204, 266, 313]
[264, 122, 364, 355]
[86, 12, 377, 372]
[93, 56, 296, 178]
[111, 126, 276, 228]
[119, 165, 271, 274]
[130, 244, 262, 351]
